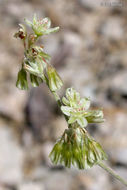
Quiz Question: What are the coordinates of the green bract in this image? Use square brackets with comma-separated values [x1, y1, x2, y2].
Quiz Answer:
[25, 14, 59, 36]
[30, 74, 43, 87]
[16, 69, 28, 90]
[61, 88, 104, 128]
[49, 127, 107, 169]
[47, 65, 63, 91]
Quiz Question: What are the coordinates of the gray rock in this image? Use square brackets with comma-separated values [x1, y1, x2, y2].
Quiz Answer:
[0, 125, 24, 185]
[18, 182, 45, 190]
[100, 17, 124, 40]
[79, 0, 102, 9]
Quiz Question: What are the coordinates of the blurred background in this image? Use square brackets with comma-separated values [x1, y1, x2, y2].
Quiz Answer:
[0, 0, 127, 189]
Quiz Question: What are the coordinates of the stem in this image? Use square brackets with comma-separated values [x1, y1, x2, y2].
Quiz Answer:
[98, 162, 127, 186]
[44, 75, 69, 123]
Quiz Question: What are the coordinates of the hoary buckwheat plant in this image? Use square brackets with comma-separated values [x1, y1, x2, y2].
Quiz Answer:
[14, 14, 127, 186]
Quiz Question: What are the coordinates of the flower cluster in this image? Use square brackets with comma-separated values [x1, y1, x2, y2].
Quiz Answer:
[49, 126, 107, 169]
[61, 88, 104, 128]
[25, 14, 59, 36]
[14, 15, 62, 91]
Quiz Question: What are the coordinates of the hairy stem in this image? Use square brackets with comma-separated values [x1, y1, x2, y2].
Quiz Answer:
[98, 162, 127, 186]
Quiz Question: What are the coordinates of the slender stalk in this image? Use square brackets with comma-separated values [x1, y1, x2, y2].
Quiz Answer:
[98, 162, 127, 186]
[44, 75, 69, 123]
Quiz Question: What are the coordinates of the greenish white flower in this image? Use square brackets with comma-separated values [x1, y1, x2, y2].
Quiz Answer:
[25, 14, 59, 36]
[61, 88, 104, 128]
[49, 127, 107, 169]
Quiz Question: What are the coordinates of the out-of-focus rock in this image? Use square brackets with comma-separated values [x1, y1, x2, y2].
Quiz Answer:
[96, 108, 127, 164]
[71, 166, 112, 190]
[100, 17, 124, 40]
[0, 87, 28, 122]
[25, 86, 55, 141]
[18, 182, 44, 190]
[0, 124, 24, 185]
[79, 0, 102, 10]
[43, 171, 73, 190]
[113, 168, 127, 190]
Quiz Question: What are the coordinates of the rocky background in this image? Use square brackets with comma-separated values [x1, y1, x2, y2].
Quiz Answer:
[0, 0, 127, 189]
